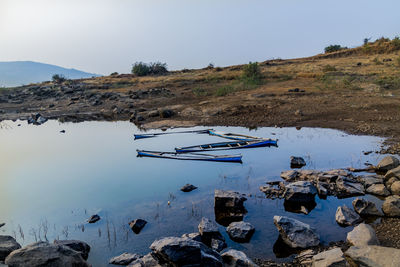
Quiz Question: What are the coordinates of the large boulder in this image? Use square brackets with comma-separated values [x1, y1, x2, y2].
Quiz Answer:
[382, 195, 400, 217]
[346, 223, 379, 246]
[345, 245, 400, 267]
[149, 237, 222, 267]
[365, 183, 390, 196]
[385, 166, 400, 180]
[377, 156, 399, 173]
[352, 198, 383, 216]
[335, 205, 362, 226]
[273, 216, 320, 248]
[336, 177, 364, 198]
[226, 221, 255, 243]
[0, 236, 21, 261]
[110, 252, 140, 265]
[53, 240, 90, 260]
[221, 249, 257, 267]
[391, 181, 400, 195]
[312, 247, 346, 267]
[214, 190, 247, 226]
[283, 181, 317, 202]
[5, 241, 90, 267]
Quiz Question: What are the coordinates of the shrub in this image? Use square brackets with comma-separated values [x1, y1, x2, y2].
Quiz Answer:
[131, 62, 168, 76]
[215, 85, 235, 96]
[192, 87, 208, 96]
[242, 62, 261, 80]
[110, 72, 118, 76]
[324, 45, 347, 53]
[52, 74, 66, 84]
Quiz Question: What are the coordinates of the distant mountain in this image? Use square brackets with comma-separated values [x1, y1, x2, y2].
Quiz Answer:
[0, 61, 100, 87]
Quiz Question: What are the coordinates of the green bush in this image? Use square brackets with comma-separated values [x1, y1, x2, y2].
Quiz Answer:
[192, 87, 208, 96]
[131, 62, 168, 76]
[324, 44, 347, 53]
[52, 74, 66, 84]
[242, 62, 261, 80]
[215, 85, 235, 96]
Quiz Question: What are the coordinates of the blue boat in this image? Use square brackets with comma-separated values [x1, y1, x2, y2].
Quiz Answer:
[175, 139, 277, 153]
[136, 150, 242, 163]
[134, 129, 212, 140]
[208, 130, 267, 141]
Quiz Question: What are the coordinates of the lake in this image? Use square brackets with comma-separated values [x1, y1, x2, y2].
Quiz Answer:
[0, 120, 385, 266]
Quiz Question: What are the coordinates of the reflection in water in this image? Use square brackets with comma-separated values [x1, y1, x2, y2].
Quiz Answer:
[0, 120, 386, 266]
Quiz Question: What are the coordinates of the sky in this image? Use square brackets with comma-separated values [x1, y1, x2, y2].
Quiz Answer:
[0, 0, 399, 75]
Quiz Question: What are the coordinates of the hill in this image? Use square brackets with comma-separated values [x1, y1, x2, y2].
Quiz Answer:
[0, 61, 99, 87]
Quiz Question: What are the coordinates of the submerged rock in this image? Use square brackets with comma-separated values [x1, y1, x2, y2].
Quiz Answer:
[376, 156, 399, 173]
[382, 195, 400, 217]
[283, 181, 317, 203]
[0, 236, 21, 261]
[221, 249, 257, 267]
[345, 245, 400, 267]
[290, 156, 306, 168]
[180, 184, 197, 192]
[352, 198, 383, 216]
[149, 237, 222, 267]
[335, 205, 362, 226]
[109, 252, 140, 265]
[346, 223, 379, 246]
[312, 247, 346, 267]
[226, 221, 255, 243]
[129, 219, 147, 234]
[53, 240, 91, 260]
[5, 241, 90, 267]
[0, 223, 5, 228]
[214, 190, 247, 226]
[273, 216, 320, 248]
[88, 214, 100, 223]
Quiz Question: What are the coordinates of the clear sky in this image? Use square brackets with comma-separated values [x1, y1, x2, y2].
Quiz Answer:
[0, 0, 399, 75]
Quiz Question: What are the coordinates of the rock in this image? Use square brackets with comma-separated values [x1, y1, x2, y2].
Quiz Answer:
[110, 252, 140, 265]
[346, 223, 379, 246]
[53, 240, 91, 260]
[27, 113, 48, 125]
[382, 195, 400, 217]
[88, 214, 100, 223]
[358, 175, 383, 188]
[259, 181, 285, 199]
[273, 216, 320, 248]
[336, 176, 364, 198]
[181, 233, 202, 242]
[0, 223, 4, 228]
[159, 109, 174, 118]
[180, 184, 197, 192]
[290, 156, 306, 168]
[391, 181, 400, 195]
[312, 247, 346, 267]
[366, 183, 390, 196]
[128, 253, 161, 267]
[335, 205, 362, 226]
[198, 217, 224, 246]
[316, 182, 328, 198]
[352, 198, 383, 216]
[221, 249, 257, 267]
[295, 109, 303, 116]
[149, 237, 222, 267]
[280, 170, 299, 181]
[377, 156, 399, 172]
[385, 166, 400, 180]
[129, 219, 147, 234]
[226, 221, 255, 242]
[345, 245, 400, 267]
[295, 249, 317, 266]
[210, 238, 227, 252]
[60, 130, 66, 133]
[283, 181, 317, 202]
[5, 241, 90, 267]
[214, 190, 247, 226]
[36, 116, 48, 125]
[0, 236, 21, 261]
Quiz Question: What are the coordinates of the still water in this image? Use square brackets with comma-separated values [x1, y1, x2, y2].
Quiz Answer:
[0, 120, 385, 266]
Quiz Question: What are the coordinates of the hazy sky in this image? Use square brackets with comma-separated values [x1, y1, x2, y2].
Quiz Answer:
[0, 0, 399, 75]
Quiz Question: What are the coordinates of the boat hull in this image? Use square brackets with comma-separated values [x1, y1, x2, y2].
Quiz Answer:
[136, 150, 242, 163]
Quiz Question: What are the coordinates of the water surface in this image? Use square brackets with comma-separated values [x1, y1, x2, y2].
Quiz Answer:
[0, 120, 385, 265]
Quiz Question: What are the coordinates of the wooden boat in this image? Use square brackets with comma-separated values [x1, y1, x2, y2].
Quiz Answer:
[136, 150, 242, 163]
[134, 129, 212, 140]
[175, 139, 277, 153]
[208, 130, 267, 141]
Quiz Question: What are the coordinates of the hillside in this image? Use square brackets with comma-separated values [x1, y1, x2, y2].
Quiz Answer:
[0, 61, 99, 87]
